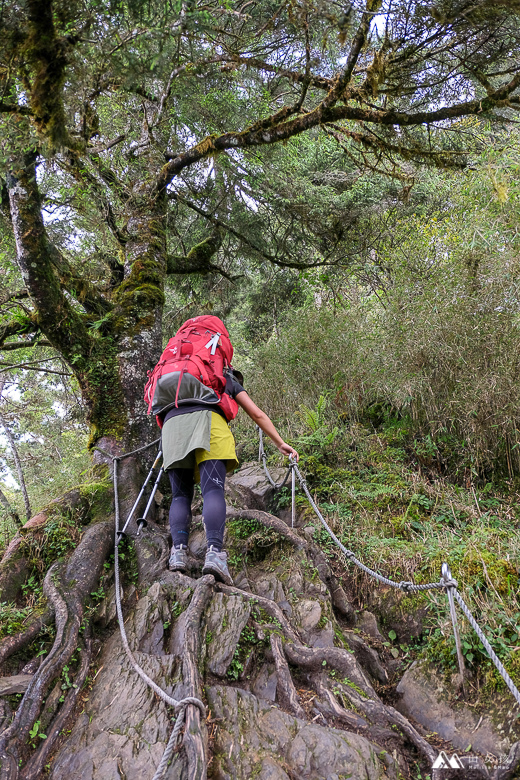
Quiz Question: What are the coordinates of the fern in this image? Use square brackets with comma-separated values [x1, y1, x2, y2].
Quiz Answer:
[349, 485, 397, 499]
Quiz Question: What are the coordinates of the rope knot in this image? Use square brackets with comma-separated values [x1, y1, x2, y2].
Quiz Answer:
[441, 577, 458, 590]
[441, 562, 457, 590]
[398, 581, 414, 593]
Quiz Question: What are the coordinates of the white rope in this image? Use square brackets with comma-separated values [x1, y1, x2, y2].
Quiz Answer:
[259, 432, 520, 708]
[109, 448, 206, 778]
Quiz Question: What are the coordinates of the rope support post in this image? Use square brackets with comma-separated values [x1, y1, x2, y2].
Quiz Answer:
[258, 430, 520, 710]
[442, 563, 466, 696]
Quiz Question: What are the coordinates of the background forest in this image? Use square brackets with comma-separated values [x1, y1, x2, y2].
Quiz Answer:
[1, 0, 520, 777]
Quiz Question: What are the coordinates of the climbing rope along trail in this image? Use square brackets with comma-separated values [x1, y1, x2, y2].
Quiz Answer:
[96, 440, 206, 780]
[258, 429, 520, 709]
[98, 431, 520, 778]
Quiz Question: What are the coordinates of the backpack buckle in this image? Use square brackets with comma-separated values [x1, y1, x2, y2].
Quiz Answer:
[204, 333, 221, 355]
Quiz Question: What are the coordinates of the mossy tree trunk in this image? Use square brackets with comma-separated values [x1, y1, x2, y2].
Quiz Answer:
[7, 155, 167, 451]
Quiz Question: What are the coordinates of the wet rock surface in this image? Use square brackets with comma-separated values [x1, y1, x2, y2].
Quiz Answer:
[206, 685, 396, 780]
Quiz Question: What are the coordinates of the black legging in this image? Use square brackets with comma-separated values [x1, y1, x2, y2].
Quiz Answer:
[168, 459, 227, 551]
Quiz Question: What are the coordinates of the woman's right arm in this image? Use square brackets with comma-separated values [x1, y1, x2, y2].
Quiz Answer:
[235, 391, 299, 460]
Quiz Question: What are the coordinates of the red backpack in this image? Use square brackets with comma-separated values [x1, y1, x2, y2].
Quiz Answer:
[144, 315, 239, 426]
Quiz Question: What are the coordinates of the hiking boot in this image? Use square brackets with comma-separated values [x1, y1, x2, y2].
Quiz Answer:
[202, 546, 233, 585]
[169, 544, 188, 572]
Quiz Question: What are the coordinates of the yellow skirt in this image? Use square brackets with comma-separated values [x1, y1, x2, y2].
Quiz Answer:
[162, 410, 238, 481]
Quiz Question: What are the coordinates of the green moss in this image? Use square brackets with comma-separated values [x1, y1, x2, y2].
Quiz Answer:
[316, 613, 328, 630]
[84, 340, 126, 444]
[0, 603, 35, 640]
[79, 474, 113, 522]
[20, 506, 82, 581]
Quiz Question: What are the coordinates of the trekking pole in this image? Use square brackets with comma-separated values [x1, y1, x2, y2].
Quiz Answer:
[136, 465, 164, 536]
[117, 449, 162, 543]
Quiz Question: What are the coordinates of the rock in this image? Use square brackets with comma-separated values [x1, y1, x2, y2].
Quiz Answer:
[49, 609, 186, 779]
[0, 674, 33, 696]
[233, 570, 251, 591]
[21, 510, 50, 532]
[134, 582, 167, 655]
[396, 661, 520, 755]
[206, 685, 396, 779]
[204, 593, 251, 677]
[225, 462, 286, 511]
[357, 610, 385, 642]
[0, 547, 29, 602]
[188, 528, 207, 560]
[253, 573, 287, 603]
[251, 663, 278, 702]
[278, 600, 292, 616]
[20, 489, 83, 534]
[294, 600, 322, 632]
[94, 583, 125, 628]
[284, 569, 305, 598]
[309, 620, 335, 649]
[369, 586, 428, 644]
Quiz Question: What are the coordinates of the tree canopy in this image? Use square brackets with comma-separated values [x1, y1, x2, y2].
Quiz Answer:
[1, 0, 520, 447]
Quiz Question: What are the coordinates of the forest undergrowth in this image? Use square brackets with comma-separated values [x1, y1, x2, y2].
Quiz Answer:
[239, 394, 520, 710]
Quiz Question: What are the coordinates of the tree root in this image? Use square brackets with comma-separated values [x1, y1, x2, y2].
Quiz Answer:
[226, 507, 354, 620]
[270, 634, 306, 718]
[309, 673, 371, 730]
[0, 522, 112, 779]
[20, 635, 92, 780]
[180, 574, 214, 780]
[495, 741, 520, 780]
[134, 521, 170, 584]
[0, 609, 54, 669]
[328, 680, 437, 764]
[284, 642, 376, 698]
[216, 582, 301, 643]
[216, 576, 439, 772]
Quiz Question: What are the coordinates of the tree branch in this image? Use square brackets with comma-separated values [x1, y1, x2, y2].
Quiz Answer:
[0, 103, 32, 116]
[170, 195, 344, 270]
[6, 154, 93, 369]
[23, 0, 80, 149]
[166, 230, 226, 277]
[0, 316, 39, 348]
[0, 340, 52, 352]
[224, 54, 332, 92]
[47, 245, 112, 316]
[159, 74, 520, 189]
[322, 0, 380, 109]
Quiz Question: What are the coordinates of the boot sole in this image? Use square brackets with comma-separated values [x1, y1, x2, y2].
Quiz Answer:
[202, 564, 233, 585]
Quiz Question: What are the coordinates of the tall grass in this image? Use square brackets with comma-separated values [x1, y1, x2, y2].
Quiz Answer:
[248, 256, 520, 481]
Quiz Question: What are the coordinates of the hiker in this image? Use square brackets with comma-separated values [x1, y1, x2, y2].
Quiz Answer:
[144, 315, 298, 585]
